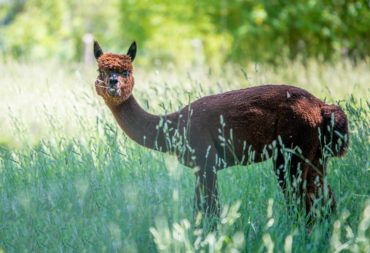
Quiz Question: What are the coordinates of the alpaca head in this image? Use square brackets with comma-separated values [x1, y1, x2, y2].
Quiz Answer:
[94, 40, 136, 105]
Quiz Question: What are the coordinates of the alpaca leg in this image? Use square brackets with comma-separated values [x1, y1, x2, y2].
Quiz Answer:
[286, 155, 336, 223]
[194, 173, 203, 215]
[273, 150, 309, 215]
[194, 168, 220, 217]
[317, 158, 336, 213]
[273, 150, 293, 213]
[304, 160, 336, 219]
[279, 154, 309, 215]
[273, 150, 288, 193]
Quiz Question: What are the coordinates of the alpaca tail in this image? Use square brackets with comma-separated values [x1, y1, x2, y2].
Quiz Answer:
[320, 104, 349, 157]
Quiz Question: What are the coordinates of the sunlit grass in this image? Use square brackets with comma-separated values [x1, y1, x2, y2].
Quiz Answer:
[0, 60, 369, 252]
[0, 59, 369, 146]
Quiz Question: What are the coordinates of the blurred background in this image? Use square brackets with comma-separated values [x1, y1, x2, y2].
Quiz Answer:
[1, 0, 369, 66]
[0, 0, 369, 146]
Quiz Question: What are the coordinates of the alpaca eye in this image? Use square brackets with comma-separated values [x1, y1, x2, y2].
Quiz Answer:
[100, 71, 105, 79]
[122, 70, 129, 78]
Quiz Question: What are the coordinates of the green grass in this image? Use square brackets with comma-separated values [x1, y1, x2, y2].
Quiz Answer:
[0, 60, 369, 252]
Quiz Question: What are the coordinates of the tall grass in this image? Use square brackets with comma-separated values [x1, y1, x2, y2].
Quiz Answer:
[0, 60, 369, 252]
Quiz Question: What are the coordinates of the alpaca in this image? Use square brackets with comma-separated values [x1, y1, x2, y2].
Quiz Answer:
[93, 41, 349, 221]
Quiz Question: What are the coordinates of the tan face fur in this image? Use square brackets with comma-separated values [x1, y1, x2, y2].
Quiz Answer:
[94, 41, 136, 106]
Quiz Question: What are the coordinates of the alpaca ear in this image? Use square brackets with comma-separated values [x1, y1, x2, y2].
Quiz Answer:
[127, 41, 137, 62]
[94, 40, 103, 59]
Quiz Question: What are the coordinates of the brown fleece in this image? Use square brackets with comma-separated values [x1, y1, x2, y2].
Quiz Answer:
[97, 53, 133, 72]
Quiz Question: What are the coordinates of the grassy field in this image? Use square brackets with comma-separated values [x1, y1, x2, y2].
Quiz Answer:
[0, 60, 369, 252]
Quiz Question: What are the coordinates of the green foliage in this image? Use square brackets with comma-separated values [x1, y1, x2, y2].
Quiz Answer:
[221, 0, 370, 62]
[118, 0, 231, 66]
[1, 0, 369, 63]
[0, 0, 121, 61]
[150, 202, 245, 252]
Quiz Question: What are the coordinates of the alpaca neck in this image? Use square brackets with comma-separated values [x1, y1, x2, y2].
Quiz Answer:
[107, 95, 174, 152]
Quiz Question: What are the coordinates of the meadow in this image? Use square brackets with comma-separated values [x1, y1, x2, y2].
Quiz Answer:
[0, 60, 369, 252]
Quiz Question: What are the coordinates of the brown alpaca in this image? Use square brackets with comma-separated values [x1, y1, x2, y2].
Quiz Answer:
[93, 41, 349, 221]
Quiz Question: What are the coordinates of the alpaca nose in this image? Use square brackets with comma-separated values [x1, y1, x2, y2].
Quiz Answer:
[109, 78, 118, 86]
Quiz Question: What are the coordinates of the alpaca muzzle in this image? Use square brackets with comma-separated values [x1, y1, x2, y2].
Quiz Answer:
[107, 74, 121, 97]
[108, 87, 117, 96]
[107, 85, 121, 97]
